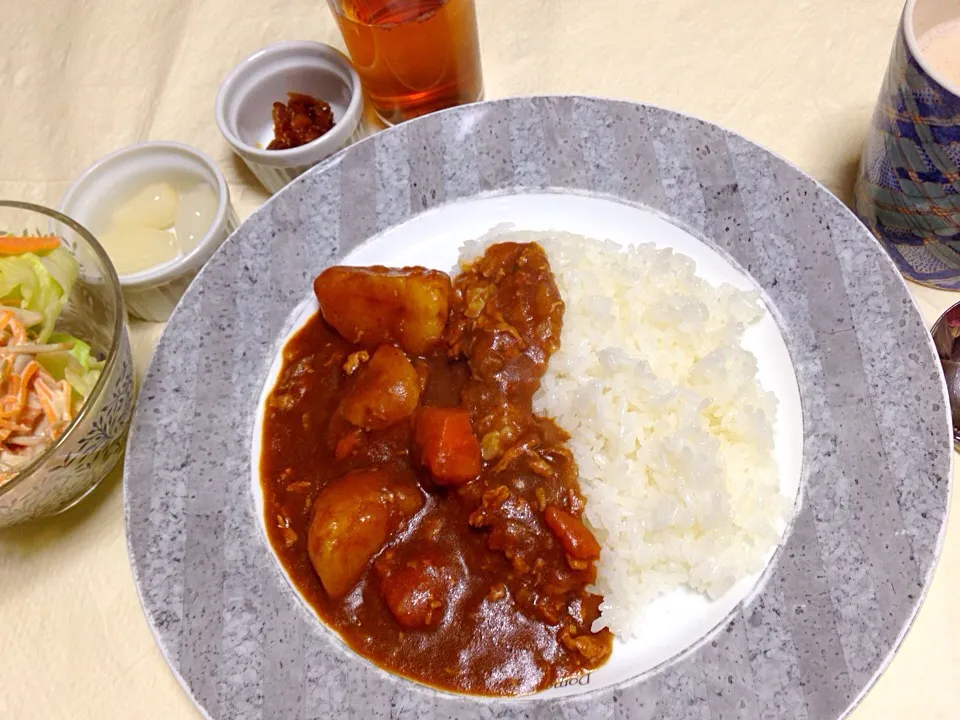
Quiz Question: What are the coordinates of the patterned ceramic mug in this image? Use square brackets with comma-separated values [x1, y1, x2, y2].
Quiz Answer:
[854, 0, 960, 289]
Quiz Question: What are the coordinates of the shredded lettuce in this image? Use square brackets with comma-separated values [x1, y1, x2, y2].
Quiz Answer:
[37, 333, 104, 405]
[39, 247, 80, 303]
[0, 247, 78, 342]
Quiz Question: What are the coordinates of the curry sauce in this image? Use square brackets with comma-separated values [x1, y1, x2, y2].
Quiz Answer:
[260, 242, 612, 696]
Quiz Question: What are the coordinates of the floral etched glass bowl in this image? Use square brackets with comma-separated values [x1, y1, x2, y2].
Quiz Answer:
[0, 201, 134, 527]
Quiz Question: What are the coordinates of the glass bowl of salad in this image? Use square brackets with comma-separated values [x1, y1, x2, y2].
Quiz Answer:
[0, 200, 134, 527]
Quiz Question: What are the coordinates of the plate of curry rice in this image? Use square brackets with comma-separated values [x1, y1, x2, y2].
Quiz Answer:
[124, 97, 951, 720]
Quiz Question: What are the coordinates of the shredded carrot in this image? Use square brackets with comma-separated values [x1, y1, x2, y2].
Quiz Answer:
[14, 361, 39, 416]
[59, 380, 73, 422]
[0, 302, 83, 483]
[34, 380, 59, 425]
[8, 317, 26, 345]
[38, 396, 57, 426]
[0, 375, 19, 416]
[19, 405, 42, 427]
[0, 235, 61, 255]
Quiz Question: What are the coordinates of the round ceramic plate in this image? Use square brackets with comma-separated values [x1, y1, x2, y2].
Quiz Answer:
[124, 96, 952, 720]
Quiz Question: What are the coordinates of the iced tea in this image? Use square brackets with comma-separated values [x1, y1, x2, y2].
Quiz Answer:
[327, 0, 483, 125]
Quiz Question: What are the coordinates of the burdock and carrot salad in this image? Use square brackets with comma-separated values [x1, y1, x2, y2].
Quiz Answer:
[0, 232, 103, 487]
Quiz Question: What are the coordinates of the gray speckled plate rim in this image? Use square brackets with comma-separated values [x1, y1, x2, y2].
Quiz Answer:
[123, 95, 953, 720]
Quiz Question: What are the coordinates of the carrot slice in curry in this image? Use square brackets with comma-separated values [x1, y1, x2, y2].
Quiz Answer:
[415, 407, 481, 486]
[544, 506, 601, 560]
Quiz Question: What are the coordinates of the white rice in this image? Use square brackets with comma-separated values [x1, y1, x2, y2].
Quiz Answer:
[459, 230, 787, 639]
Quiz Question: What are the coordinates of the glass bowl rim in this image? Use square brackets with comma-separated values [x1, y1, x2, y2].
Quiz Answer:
[0, 199, 127, 502]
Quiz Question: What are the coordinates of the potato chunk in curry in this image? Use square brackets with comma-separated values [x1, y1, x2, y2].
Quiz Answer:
[337, 344, 420, 431]
[307, 469, 423, 599]
[314, 266, 451, 355]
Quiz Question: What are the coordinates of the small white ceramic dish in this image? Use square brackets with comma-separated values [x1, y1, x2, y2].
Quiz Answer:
[59, 141, 237, 322]
[215, 40, 364, 194]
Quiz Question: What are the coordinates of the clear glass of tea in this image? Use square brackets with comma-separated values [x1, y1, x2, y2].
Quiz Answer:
[326, 0, 484, 126]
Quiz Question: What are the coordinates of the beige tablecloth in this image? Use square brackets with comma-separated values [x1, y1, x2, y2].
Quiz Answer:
[1, 1, 958, 717]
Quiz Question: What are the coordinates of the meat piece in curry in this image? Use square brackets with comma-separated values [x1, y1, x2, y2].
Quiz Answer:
[261, 242, 613, 696]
